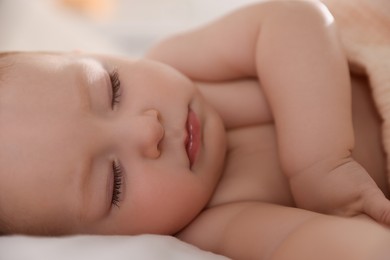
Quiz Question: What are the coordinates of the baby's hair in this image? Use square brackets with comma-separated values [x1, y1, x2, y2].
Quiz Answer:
[0, 51, 16, 235]
[0, 214, 11, 235]
[0, 52, 16, 83]
[0, 51, 18, 60]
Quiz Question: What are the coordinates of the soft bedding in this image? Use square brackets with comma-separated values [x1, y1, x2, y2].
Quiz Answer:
[0, 235, 229, 260]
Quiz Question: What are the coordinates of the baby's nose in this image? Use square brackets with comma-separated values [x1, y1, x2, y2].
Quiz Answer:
[138, 109, 164, 159]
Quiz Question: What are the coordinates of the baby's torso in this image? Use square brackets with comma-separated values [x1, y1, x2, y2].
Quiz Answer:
[178, 73, 388, 256]
[202, 74, 388, 210]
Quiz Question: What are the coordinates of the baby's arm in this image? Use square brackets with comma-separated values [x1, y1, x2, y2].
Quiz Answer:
[147, 0, 390, 223]
[178, 202, 390, 260]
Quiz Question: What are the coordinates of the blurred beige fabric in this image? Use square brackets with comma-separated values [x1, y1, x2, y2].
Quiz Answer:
[0, 0, 258, 56]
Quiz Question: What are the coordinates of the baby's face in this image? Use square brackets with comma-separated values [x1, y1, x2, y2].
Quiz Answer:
[0, 53, 226, 235]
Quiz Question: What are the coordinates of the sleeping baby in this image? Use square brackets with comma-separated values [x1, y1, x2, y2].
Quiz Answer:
[1, 1, 390, 259]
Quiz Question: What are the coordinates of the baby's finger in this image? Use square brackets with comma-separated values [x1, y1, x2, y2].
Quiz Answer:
[363, 190, 390, 225]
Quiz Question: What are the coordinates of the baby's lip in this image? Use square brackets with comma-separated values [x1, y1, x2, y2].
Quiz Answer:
[185, 108, 201, 169]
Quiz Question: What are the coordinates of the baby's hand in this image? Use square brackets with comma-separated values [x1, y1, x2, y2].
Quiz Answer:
[289, 158, 390, 225]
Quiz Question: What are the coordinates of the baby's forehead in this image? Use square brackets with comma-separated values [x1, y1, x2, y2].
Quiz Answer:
[0, 51, 42, 66]
[0, 53, 45, 91]
[0, 51, 71, 70]
[0, 53, 87, 94]
[0, 53, 47, 80]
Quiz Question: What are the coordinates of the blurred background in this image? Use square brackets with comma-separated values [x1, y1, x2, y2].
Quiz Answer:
[0, 0, 259, 57]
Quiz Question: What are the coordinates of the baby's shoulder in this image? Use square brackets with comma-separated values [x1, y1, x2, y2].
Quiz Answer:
[176, 202, 252, 250]
[176, 201, 300, 256]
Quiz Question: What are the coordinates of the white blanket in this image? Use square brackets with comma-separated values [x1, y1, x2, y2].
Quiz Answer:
[0, 235, 229, 260]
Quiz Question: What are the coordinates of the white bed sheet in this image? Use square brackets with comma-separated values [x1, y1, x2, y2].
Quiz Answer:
[0, 235, 230, 260]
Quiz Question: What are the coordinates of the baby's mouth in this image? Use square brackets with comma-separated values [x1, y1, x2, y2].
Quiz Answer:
[185, 109, 201, 169]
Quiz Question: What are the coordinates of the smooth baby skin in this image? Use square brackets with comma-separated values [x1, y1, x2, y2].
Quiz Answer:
[147, 0, 390, 225]
[1, 1, 390, 259]
[176, 73, 389, 260]
[146, 0, 390, 258]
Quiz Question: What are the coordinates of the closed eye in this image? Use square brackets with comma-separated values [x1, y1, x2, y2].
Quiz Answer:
[109, 69, 121, 108]
[111, 161, 123, 207]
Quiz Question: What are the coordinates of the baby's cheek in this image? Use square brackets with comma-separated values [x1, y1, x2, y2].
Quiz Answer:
[147, 180, 206, 232]
[107, 176, 200, 235]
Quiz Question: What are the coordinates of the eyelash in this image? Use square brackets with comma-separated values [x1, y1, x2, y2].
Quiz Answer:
[111, 161, 122, 207]
[108, 69, 122, 208]
[109, 69, 121, 108]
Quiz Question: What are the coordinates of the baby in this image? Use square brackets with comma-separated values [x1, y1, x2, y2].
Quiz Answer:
[1, 1, 390, 259]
